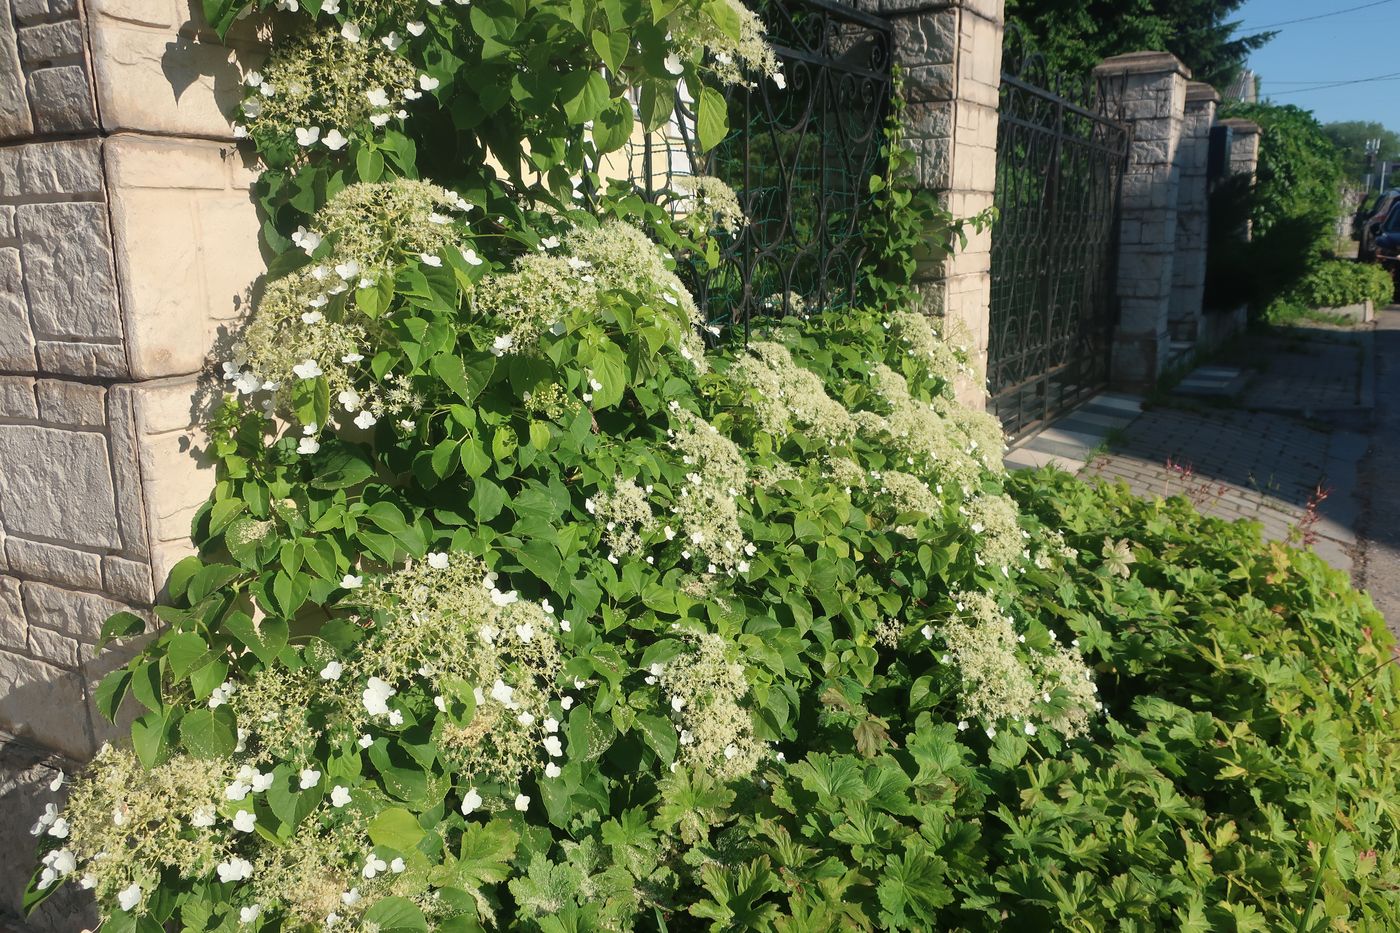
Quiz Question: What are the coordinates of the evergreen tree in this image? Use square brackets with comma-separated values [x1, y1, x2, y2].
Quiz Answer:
[1004, 0, 1273, 88]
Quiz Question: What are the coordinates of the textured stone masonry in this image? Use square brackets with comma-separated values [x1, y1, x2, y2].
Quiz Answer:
[865, 0, 1003, 409]
[1095, 52, 1190, 391]
[1168, 82, 1218, 344]
[0, 0, 263, 908]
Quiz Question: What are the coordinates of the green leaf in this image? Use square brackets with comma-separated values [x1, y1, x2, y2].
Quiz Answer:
[178, 707, 237, 759]
[471, 479, 508, 523]
[131, 708, 176, 767]
[591, 29, 629, 72]
[439, 351, 496, 404]
[592, 97, 635, 154]
[562, 71, 611, 124]
[877, 847, 953, 927]
[200, 0, 245, 38]
[312, 444, 377, 489]
[94, 667, 133, 723]
[363, 897, 429, 933]
[369, 807, 427, 852]
[166, 632, 209, 680]
[696, 86, 728, 152]
[99, 610, 146, 647]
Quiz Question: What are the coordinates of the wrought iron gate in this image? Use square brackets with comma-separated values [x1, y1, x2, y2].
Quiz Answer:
[626, 0, 893, 334]
[988, 35, 1130, 438]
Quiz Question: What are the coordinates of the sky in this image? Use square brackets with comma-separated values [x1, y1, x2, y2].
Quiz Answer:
[1234, 0, 1400, 130]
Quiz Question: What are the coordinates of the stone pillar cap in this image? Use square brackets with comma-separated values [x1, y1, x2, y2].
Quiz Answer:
[1217, 118, 1261, 135]
[1094, 51, 1192, 80]
[1186, 82, 1221, 103]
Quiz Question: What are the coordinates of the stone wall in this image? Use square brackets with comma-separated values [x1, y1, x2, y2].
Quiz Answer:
[0, 0, 262, 924]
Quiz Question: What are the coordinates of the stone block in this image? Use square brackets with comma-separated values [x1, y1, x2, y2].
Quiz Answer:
[0, 376, 36, 418]
[104, 134, 263, 379]
[86, 2, 251, 138]
[0, 652, 93, 758]
[15, 136, 104, 196]
[106, 385, 150, 560]
[35, 379, 107, 428]
[11, 0, 53, 25]
[5, 536, 103, 590]
[27, 621, 85, 667]
[0, 0, 32, 140]
[35, 339, 128, 377]
[0, 425, 120, 548]
[140, 421, 215, 544]
[27, 64, 98, 134]
[103, 555, 153, 604]
[0, 204, 15, 238]
[17, 19, 83, 63]
[0, 248, 36, 370]
[0, 576, 25, 652]
[17, 201, 123, 340]
[21, 580, 132, 643]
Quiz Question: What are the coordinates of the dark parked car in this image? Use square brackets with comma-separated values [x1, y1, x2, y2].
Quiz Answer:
[1359, 189, 1400, 260]
[1372, 203, 1400, 281]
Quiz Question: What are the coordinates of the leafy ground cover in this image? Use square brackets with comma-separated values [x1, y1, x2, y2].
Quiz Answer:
[24, 0, 1400, 930]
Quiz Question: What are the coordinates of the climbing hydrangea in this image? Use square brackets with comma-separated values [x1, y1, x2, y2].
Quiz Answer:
[936, 591, 1097, 739]
[668, 410, 751, 574]
[43, 746, 232, 912]
[238, 29, 418, 151]
[660, 633, 763, 780]
[592, 477, 656, 557]
[669, 0, 780, 84]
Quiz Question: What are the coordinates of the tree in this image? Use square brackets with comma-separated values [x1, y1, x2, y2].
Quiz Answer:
[1322, 121, 1400, 185]
[1004, 0, 1273, 88]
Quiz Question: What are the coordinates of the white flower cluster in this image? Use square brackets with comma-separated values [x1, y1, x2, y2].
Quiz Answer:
[667, 410, 754, 575]
[589, 476, 657, 558]
[930, 591, 1098, 740]
[658, 633, 763, 780]
[354, 553, 576, 787]
[224, 179, 471, 435]
[667, 0, 781, 86]
[474, 221, 708, 371]
[235, 28, 418, 150]
[727, 340, 857, 442]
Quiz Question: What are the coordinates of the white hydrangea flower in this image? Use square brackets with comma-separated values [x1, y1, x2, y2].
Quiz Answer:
[461, 787, 483, 814]
[320, 660, 344, 681]
[514, 794, 530, 812]
[362, 677, 397, 716]
[232, 809, 256, 832]
[117, 882, 142, 912]
[299, 768, 322, 789]
[331, 785, 352, 807]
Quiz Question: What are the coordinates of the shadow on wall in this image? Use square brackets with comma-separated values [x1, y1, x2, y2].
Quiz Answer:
[0, 637, 146, 931]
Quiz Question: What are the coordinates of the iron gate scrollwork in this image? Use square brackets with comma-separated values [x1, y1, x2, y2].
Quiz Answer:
[626, 0, 893, 335]
[988, 30, 1130, 438]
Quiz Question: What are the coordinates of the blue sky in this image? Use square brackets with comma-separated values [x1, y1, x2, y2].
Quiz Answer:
[1235, 0, 1400, 130]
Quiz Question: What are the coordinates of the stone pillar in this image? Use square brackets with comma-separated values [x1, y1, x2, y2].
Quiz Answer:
[1167, 82, 1219, 348]
[1094, 52, 1190, 392]
[1219, 118, 1261, 239]
[0, 0, 262, 922]
[866, 0, 1004, 408]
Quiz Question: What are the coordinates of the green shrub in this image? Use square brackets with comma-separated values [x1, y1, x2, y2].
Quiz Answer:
[1294, 259, 1394, 309]
[26, 0, 1400, 929]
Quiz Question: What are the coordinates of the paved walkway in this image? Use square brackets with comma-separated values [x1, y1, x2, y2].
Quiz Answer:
[1007, 322, 1375, 578]
[1356, 310, 1400, 631]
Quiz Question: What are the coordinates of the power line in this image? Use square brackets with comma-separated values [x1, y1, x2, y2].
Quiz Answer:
[1268, 70, 1400, 96]
[1247, 0, 1396, 30]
